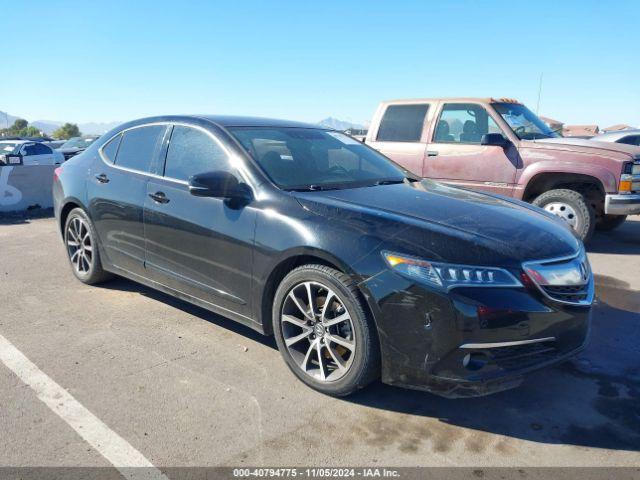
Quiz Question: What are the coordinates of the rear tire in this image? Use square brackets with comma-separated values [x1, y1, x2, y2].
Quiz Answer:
[596, 214, 627, 231]
[272, 264, 380, 397]
[64, 208, 113, 285]
[532, 189, 595, 242]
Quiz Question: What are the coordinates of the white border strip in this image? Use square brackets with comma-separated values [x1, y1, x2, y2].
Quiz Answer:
[0, 333, 169, 480]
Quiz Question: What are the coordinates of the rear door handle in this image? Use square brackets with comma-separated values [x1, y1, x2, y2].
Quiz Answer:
[427, 151, 439, 157]
[149, 191, 170, 204]
[95, 173, 110, 183]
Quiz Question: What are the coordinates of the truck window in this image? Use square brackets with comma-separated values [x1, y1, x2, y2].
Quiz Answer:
[434, 103, 500, 144]
[376, 104, 428, 142]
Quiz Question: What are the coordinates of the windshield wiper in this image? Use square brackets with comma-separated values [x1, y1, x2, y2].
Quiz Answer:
[286, 184, 339, 192]
[370, 178, 409, 186]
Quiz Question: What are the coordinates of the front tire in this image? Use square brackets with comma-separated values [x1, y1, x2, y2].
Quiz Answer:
[532, 189, 595, 242]
[596, 214, 627, 231]
[272, 264, 380, 397]
[64, 208, 113, 285]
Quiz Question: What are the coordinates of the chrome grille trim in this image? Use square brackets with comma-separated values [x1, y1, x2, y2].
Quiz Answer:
[522, 249, 594, 306]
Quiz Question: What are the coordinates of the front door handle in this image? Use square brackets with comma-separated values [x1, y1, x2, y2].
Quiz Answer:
[95, 173, 110, 183]
[426, 151, 439, 157]
[149, 191, 170, 204]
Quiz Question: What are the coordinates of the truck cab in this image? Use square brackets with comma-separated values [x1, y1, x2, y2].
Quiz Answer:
[365, 98, 640, 241]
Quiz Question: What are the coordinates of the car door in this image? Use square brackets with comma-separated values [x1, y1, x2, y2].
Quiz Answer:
[366, 103, 430, 176]
[20, 143, 56, 165]
[143, 124, 256, 319]
[424, 102, 517, 196]
[87, 124, 169, 276]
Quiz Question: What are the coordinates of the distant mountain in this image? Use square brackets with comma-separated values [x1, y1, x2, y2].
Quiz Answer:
[1, 110, 122, 136]
[318, 117, 365, 131]
[0, 111, 21, 129]
[31, 120, 62, 135]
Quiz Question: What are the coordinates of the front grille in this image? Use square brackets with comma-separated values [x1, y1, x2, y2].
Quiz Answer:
[542, 284, 590, 304]
[488, 341, 558, 370]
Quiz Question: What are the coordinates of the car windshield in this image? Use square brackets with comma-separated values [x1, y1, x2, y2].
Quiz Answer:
[227, 127, 412, 190]
[0, 142, 19, 155]
[492, 103, 561, 140]
[61, 137, 96, 149]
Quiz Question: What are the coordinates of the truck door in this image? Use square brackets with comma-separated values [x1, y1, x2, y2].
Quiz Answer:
[366, 103, 430, 177]
[424, 102, 517, 196]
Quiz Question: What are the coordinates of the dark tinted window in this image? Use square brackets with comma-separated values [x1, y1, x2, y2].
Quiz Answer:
[376, 104, 428, 142]
[229, 127, 408, 189]
[618, 135, 640, 146]
[101, 134, 121, 163]
[32, 143, 52, 155]
[164, 126, 229, 181]
[115, 126, 165, 172]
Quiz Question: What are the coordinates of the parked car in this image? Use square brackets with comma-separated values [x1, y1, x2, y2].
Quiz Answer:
[365, 98, 640, 241]
[594, 129, 640, 147]
[53, 115, 592, 398]
[45, 140, 66, 149]
[56, 136, 99, 160]
[0, 139, 64, 165]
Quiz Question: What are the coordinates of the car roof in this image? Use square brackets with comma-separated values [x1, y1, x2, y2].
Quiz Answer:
[123, 115, 327, 131]
[0, 139, 28, 145]
[379, 97, 522, 105]
[199, 115, 325, 129]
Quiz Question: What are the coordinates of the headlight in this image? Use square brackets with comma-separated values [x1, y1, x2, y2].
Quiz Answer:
[382, 251, 522, 290]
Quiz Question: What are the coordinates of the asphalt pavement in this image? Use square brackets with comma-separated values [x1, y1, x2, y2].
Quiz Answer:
[1, 215, 639, 471]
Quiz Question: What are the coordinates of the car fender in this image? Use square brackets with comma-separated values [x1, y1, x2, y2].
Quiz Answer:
[517, 160, 619, 195]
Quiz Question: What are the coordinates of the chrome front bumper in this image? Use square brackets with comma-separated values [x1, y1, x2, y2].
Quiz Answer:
[605, 193, 640, 215]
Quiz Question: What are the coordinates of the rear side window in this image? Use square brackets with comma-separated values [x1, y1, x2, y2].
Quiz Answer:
[164, 126, 229, 181]
[619, 135, 640, 146]
[376, 104, 429, 142]
[115, 126, 165, 173]
[101, 134, 121, 163]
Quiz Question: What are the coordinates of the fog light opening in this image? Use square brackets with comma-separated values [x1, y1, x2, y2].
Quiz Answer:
[463, 352, 489, 371]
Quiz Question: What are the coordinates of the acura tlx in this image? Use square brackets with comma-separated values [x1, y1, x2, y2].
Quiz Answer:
[53, 115, 592, 397]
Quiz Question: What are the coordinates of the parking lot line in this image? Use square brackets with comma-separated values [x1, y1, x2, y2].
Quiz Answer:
[0, 333, 169, 480]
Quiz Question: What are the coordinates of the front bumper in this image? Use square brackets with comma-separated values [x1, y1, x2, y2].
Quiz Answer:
[363, 271, 591, 398]
[604, 193, 640, 215]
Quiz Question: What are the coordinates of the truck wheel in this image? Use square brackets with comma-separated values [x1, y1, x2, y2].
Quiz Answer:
[596, 214, 627, 231]
[532, 189, 595, 242]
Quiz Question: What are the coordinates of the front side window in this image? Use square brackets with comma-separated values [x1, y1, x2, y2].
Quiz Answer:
[164, 126, 229, 181]
[434, 103, 501, 144]
[32, 143, 52, 155]
[228, 127, 410, 190]
[22, 144, 38, 156]
[376, 104, 429, 142]
[492, 102, 560, 140]
[115, 125, 166, 173]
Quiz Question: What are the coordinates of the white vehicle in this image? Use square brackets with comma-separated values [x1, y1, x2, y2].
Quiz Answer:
[0, 140, 64, 166]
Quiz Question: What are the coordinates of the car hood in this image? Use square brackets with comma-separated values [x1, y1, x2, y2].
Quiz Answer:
[524, 137, 640, 160]
[294, 180, 581, 267]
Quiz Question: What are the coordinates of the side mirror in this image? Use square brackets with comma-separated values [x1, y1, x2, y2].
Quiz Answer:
[481, 133, 510, 148]
[3, 154, 23, 165]
[188, 171, 252, 201]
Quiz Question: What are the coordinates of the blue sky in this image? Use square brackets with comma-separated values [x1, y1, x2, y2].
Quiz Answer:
[4, 0, 639, 128]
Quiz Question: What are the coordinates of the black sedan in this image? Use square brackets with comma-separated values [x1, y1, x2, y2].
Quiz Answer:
[53, 115, 593, 397]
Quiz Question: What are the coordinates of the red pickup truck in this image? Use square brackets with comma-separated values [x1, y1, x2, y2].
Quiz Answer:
[365, 98, 640, 241]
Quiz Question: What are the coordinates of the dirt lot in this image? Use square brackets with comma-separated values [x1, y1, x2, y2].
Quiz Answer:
[1, 215, 639, 470]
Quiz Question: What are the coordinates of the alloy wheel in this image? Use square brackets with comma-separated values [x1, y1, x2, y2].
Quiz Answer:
[280, 281, 356, 382]
[66, 217, 93, 274]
